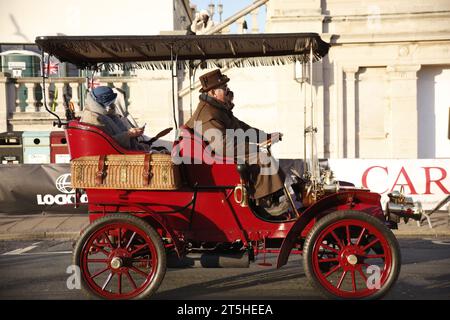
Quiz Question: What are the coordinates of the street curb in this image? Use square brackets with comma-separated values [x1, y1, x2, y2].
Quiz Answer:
[0, 231, 80, 241]
[394, 232, 450, 237]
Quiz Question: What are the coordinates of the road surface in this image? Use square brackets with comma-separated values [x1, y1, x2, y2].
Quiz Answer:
[0, 237, 449, 300]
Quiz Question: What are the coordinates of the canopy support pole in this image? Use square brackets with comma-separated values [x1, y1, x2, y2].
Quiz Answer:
[170, 45, 179, 129]
[40, 49, 62, 127]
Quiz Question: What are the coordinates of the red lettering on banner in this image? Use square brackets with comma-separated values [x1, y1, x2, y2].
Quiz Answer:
[422, 167, 450, 195]
[390, 167, 418, 195]
[362, 166, 388, 193]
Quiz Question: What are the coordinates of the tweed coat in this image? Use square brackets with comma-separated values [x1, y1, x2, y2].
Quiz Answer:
[80, 93, 147, 151]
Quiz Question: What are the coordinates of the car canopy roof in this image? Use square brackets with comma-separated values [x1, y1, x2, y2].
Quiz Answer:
[35, 33, 330, 70]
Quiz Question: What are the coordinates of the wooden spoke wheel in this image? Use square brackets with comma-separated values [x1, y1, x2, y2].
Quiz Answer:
[73, 214, 166, 299]
[303, 210, 400, 299]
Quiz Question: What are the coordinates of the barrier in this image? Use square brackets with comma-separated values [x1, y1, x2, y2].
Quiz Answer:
[0, 163, 87, 214]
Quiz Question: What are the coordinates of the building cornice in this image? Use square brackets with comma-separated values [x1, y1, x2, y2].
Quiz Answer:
[269, 10, 450, 22]
[322, 32, 450, 45]
[325, 10, 450, 22]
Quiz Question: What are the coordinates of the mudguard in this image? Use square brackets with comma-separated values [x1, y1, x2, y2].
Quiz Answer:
[276, 190, 384, 268]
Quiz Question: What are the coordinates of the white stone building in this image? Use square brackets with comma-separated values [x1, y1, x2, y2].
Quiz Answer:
[213, 0, 450, 160]
[0, 0, 193, 136]
[1, 0, 449, 161]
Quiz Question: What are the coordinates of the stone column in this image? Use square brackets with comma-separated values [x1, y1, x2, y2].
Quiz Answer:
[331, 64, 345, 158]
[251, 8, 259, 33]
[343, 66, 359, 158]
[54, 82, 65, 111]
[0, 73, 13, 132]
[24, 82, 36, 112]
[386, 64, 421, 158]
[313, 62, 325, 159]
[70, 82, 81, 112]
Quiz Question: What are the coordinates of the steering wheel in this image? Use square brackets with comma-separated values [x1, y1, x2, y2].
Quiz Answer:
[257, 133, 282, 150]
[258, 138, 273, 149]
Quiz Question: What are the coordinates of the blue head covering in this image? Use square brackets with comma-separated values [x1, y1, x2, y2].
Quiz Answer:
[91, 86, 117, 107]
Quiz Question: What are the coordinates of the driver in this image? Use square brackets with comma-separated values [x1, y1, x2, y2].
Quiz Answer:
[185, 69, 289, 216]
[80, 86, 149, 151]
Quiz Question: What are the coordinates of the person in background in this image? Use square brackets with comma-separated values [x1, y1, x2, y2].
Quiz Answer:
[190, 9, 214, 35]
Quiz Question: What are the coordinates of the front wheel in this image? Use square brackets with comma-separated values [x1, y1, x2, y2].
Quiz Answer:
[303, 210, 400, 299]
[73, 213, 166, 299]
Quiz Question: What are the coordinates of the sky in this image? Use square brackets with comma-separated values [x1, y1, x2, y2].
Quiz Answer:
[189, 0, 266, 33]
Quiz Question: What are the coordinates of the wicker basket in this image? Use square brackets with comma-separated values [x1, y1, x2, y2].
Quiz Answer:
[71, 154, 182, 190]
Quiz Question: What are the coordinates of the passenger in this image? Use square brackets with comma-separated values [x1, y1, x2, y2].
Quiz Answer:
[185, 69, 289, 216]
[80, 86, 149, 151]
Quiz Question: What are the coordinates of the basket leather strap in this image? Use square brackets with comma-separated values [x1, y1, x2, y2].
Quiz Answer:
[95, 155, 106, 185]
[142, 153, 153, 185]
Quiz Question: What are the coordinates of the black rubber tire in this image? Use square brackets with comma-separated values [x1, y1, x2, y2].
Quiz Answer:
[303, 210, 401, 300]
[73, 213, 166, 300]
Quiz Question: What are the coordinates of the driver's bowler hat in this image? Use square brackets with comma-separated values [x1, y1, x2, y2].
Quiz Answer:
[199, 69, 230, 92]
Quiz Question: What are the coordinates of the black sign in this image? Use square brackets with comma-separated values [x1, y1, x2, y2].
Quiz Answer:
[0, 164, 88, 215]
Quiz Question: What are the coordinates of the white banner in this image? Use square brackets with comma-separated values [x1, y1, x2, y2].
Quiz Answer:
[328, 159, 450, 210]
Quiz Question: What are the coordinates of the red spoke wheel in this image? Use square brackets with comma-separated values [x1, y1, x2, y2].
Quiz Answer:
[73, 214, 166, 299]
[303, 210, 400, 299]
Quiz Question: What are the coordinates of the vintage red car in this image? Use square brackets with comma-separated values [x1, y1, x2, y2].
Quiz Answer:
[36, 33, 422, 300]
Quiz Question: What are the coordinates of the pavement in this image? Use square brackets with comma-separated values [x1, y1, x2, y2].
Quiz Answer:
[0, 213, 88, 241]
[0, 211, 450, 240]
[0, 211, 449, 241]
[392, 210, 450, 237]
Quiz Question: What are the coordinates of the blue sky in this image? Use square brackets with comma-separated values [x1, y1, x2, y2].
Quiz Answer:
[190, 0, 266, 33]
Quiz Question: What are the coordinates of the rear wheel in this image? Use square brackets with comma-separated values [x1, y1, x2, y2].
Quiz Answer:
[303, 210, 400, 299]
[73, 213, 166, 299]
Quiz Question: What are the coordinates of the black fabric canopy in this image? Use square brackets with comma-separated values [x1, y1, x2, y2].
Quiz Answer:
[35, 33, 330, 70]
